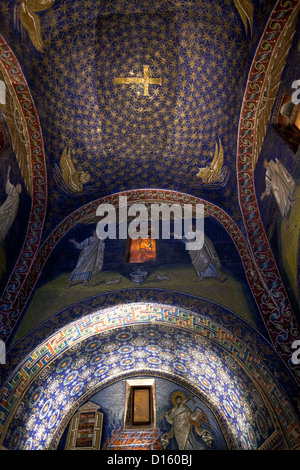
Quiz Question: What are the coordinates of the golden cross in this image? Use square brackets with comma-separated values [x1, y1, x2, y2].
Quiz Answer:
[113, 65, 161, 96]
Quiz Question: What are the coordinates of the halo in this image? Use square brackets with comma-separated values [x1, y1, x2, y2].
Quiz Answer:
[171, 390, 186, 406]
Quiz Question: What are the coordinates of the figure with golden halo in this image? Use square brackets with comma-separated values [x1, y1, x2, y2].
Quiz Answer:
[160, 391, 213, 450]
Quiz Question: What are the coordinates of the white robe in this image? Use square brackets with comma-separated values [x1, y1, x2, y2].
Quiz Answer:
[161, 404, 213, 450]
[70, 235, 105, 281]
[0, 180, 20, 243]
[184, 231, 221, 277]
[265, 159, 295, 218]
[165, 403, 192, 450]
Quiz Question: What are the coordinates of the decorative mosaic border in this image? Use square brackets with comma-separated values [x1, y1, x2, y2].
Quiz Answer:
[8, 188, 300, 379]
[0, 35, 47, 339]
[237, 1, 300, 371]
[1, 295, 300, 449]
[2, 288, 294, 385]
[0, 0, 299, 393]
[3, 191, 276, 333]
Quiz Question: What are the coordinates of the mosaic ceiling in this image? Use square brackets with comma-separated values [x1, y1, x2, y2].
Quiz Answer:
[0, 0, 276, 230]
[0, 0, 300, 451]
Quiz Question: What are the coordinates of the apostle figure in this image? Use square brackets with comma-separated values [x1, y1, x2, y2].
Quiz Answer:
[260, 158, 297, 226]
[182, 228, 223, 283]
[161, 392, 213, 450]
[65, 229, 105, 288]
[0, 165, 22, 243]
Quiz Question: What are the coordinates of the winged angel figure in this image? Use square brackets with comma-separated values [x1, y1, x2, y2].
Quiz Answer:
[59, 147, 91, 194]
[233, 0, 254, 36]
[196, 139, 229, 188]
[18, 0, 55, 52]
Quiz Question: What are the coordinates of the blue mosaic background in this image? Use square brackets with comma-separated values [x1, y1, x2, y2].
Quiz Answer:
[58, 376, 228, 450]
[4, 323, 275, 450]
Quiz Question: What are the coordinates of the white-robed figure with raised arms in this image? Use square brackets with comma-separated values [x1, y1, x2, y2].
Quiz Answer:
[65, 229, 105, 288]
[184, 229, 223, 283]
[260, 158, 297, 226]
[0, 165, 22, 243]
[171, 224, 223, 283]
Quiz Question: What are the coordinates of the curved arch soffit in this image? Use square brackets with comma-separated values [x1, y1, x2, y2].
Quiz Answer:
[16, 187, 300, 383]
[1, 300, 300, 450]
[10, 189, 285, 352]
[0, 35, 47, 339]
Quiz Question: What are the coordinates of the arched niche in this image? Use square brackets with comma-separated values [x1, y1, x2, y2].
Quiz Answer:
[1, 298, 300, 450]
